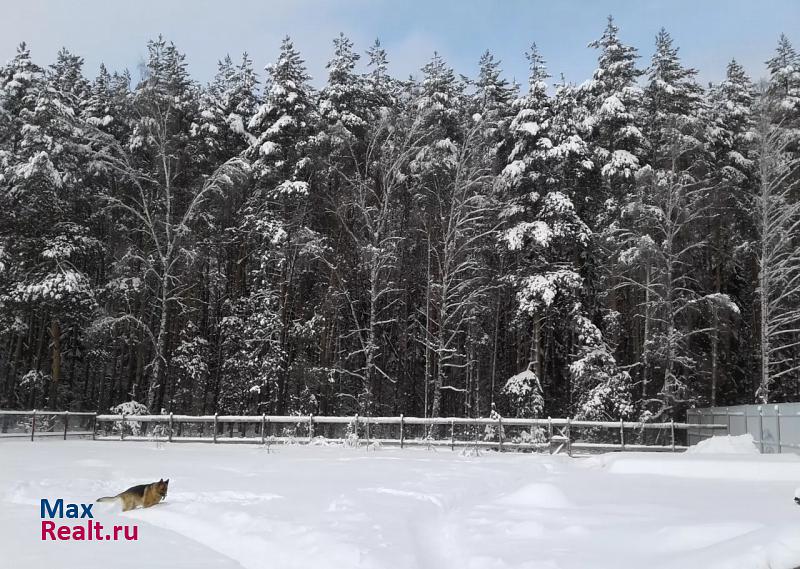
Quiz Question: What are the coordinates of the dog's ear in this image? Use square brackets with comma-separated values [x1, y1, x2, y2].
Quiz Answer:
[165, 478, 169, 484]
[159, 478, 163, 482]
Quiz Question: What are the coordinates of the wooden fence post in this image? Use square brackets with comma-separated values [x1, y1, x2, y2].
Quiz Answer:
[31, 409, 36, 441]
[168, 413, 173, 442]
[399, 414, 404, 449]
[547, 417, 553, 454]
[620, 419, 625, 451]
[670, 419, 675, 452]
[63, 411, 69, 440]
[726, 407, 731, 435]
[365, 416, 370, 447]
[213, 413, 218, 443]
[120, 412, 125, 440]
[498, 416, 503, 452]
[261, 414, 266, 444]
[566, 417, 571, 457]
[354, 414, 359, 446]
[92, 413, 97, 440]
[451, 419, 455, 451]
[309, 414, 314, 444]
[776, 405, 782, 454]
[759, 406, 764, 453]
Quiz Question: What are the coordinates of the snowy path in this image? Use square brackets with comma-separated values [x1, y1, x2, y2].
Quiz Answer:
[2, 440, 800, 568]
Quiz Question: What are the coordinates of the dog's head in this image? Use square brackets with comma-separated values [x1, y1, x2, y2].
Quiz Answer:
[156, 478, 169, 501]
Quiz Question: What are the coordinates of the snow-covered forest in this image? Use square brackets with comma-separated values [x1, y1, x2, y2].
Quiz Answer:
[1, 17, 799, 421]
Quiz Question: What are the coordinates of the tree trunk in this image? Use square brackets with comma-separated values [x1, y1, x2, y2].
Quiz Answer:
[424, 241, 432, 418]
[642, 263, 651, 401]
[710, 303, 719, 407]
[48, 318, 61, 409]
[147, 272, 171, 410]
[532, 316, 543, 381]
[759, 245, 770, 403]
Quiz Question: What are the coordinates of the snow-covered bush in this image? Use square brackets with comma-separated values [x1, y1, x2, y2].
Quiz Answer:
[502, 367, 544, 418]
[110, 400, 148, 436]
[344, 419, 360, 447]
[483, 406, 505, 442]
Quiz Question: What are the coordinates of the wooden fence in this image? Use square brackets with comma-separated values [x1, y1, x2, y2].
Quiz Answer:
[0, 410, 728, 455]
[0, 410, 97, 440]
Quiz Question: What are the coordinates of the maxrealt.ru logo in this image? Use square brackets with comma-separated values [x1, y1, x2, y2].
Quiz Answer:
[40, 499, 139, 541]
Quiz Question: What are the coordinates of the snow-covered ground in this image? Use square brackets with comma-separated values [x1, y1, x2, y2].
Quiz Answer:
[2, 437, 800, 569]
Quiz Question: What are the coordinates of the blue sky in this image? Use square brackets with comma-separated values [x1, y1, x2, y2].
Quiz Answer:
[1, 0, 798, 88]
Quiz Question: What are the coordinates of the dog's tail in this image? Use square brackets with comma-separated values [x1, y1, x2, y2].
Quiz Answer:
[96, 495, 118, 503]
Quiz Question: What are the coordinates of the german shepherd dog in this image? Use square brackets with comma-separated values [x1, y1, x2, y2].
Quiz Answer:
[97, 479, 169, 512]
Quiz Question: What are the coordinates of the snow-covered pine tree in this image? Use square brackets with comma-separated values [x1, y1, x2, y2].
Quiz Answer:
[248, 36, 316, 197]
[319, 33, 367, 145]
[644, 28, 708, 173]
[580, 19, 649, 418]
[583, 16, 646, 219]
[363, 39, 395, 118]
[244, 37, 321, 414]
[766, 34, 800, 125]
[197, 53, 259, 163]
[316, 35, 396, 414]
[502, 44, 551, 199]
[469, 50, 516, 173]
[460, 50, 517, 415]
[607, 29, 720, 421]
[0, 45, 98, 409]
[216, 289, 284, 414]
[704, 60, 755, 405]
[84, 64, 132, 140]
[192, 54, 261, 413]
[501, 48, 623, 418]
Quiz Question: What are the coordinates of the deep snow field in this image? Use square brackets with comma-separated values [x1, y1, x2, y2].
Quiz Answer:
[2, 437, 800, 569]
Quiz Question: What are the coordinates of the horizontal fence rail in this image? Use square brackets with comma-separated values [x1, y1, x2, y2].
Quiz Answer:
[0, 410, 728, 455]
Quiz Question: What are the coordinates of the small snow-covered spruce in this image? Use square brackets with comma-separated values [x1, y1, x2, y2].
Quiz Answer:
[570, 315, 634, 421]
[502, 364, 544, 419]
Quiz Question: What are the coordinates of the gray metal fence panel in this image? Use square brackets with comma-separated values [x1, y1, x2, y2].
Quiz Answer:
[688, 402, 800, 454]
